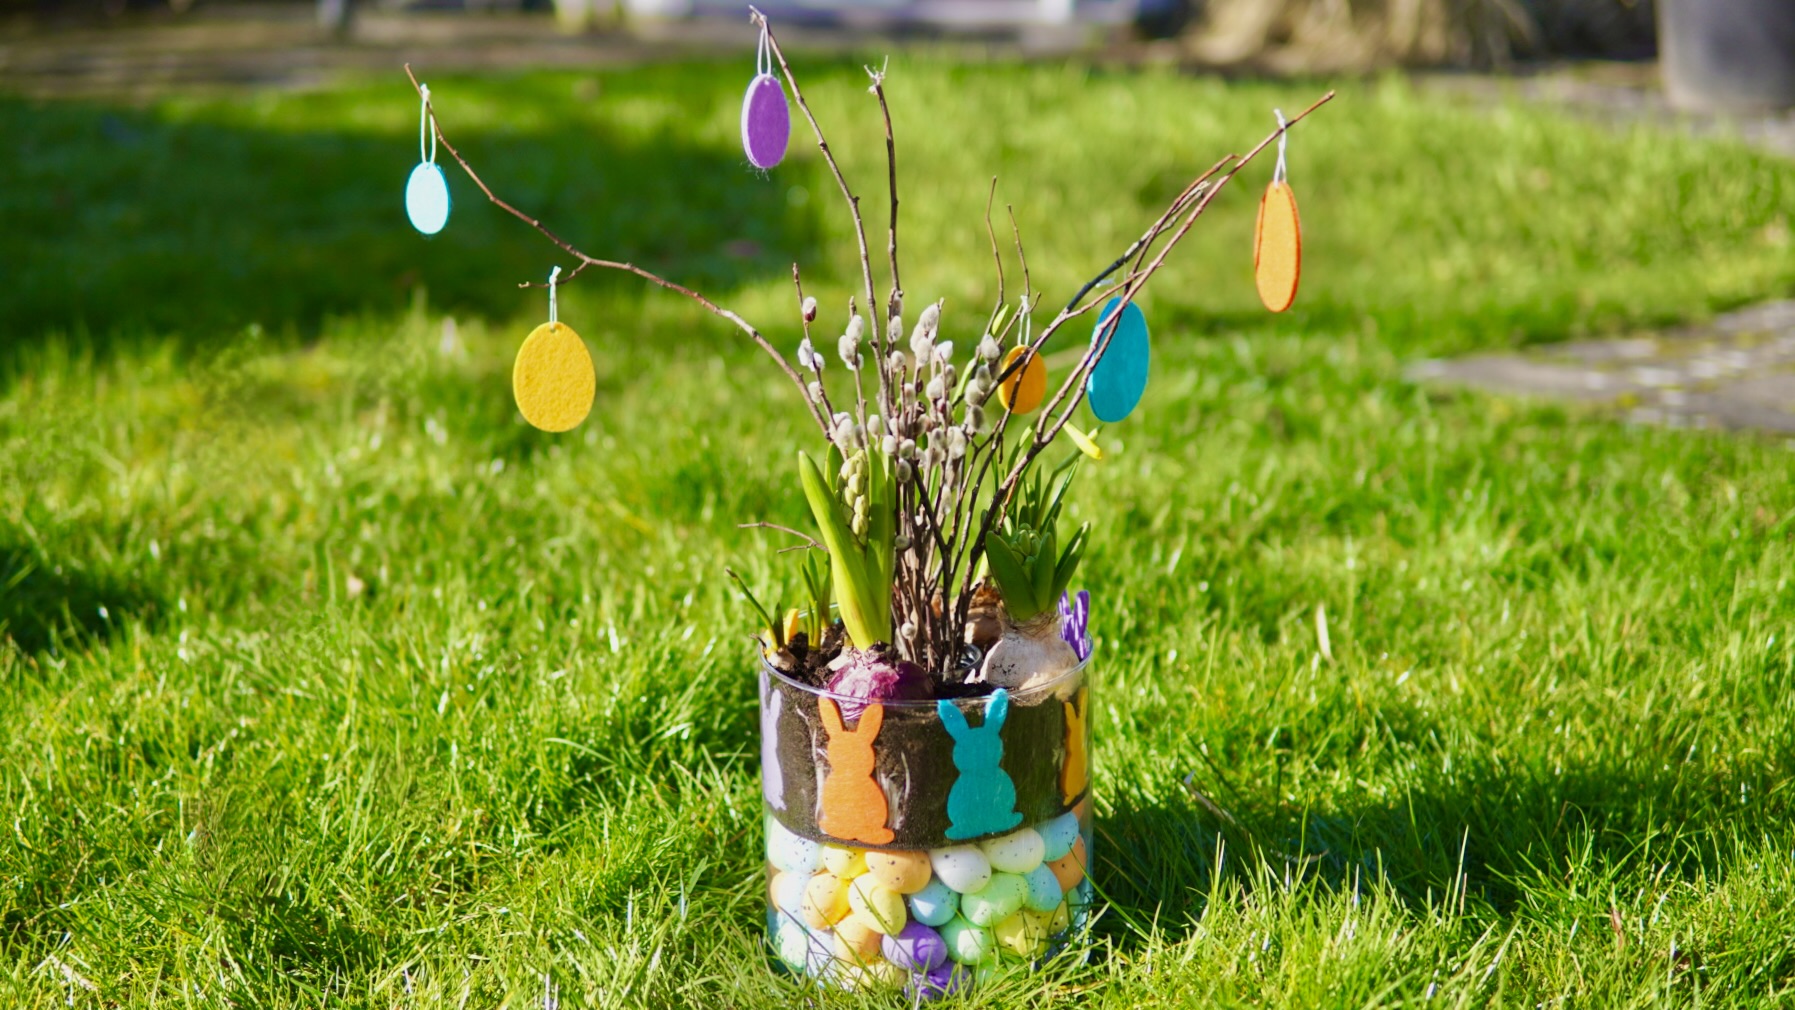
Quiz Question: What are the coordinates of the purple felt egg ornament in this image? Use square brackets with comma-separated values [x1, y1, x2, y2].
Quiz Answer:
[741, 74, 790, 170]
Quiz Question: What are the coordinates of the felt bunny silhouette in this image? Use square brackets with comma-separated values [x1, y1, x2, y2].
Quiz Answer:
[1060, 686, 1088, 805]
[816, 699, 894, 844]
[938, 689, 1023, 840]
[760, 672, 786, 812]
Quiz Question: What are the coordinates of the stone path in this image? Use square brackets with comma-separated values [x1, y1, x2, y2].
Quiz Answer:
[1409, 301, 1795, 434]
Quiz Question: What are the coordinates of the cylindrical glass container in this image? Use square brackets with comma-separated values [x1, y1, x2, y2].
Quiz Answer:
[761, 655, 1093, 997]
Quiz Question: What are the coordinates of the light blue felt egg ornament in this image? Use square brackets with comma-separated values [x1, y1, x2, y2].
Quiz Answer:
[405, 162, 451, 236]
[1085, 297, 1149, 422]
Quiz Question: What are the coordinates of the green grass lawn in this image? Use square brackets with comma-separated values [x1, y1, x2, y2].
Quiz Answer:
[5, 53, 1795, 1007]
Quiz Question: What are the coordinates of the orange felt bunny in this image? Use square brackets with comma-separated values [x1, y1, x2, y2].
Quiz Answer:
[1060, 687, 1089, 805]
[817, 699, 895, 845]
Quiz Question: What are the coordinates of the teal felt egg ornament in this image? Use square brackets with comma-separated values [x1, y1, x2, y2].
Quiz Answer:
[406, 162, 451, 236]
[1085, 297, 1149, 423]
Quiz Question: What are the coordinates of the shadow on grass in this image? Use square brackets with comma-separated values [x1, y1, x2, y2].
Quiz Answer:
[0, 76, 826, 382]
[1094, 747, 1795, 946]
[0, 540, 161, 654]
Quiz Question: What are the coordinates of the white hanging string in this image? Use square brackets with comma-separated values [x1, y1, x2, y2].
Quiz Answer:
[756, 21, 772, 79]
[548, 265, 561, 326]
[419, 83, 437, 166]
[1272, 108, 1289, 185]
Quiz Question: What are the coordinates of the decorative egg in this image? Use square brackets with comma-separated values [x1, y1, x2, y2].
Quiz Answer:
[822, 845, 868, 879]
[1021, 863, 1063, 913]
[980, 827, 1045, 874]
[1049, 899, 1072, 934]
[848, 876, 907, 934]
[938, 915, 994, 965]
[833, 913, 884, 962]
[1085, 298, 1149, 423]
[959, 872, 1025, 927]
[881, 920, 947, 972]
[802, 871, 851, 929]
[404, 162, 450, 236]
[1047, 836, 1087, 892]
[928, 845, 992, 895]
[766, 816, 819, 874]
[1037, 811, 1082, 862]
[770, 869, 808, 920]
[992, 909, 1051, 959]
[774, 919, 816, 971]
[740, 73, 791, 170]
[865, 849, 933, 894]
[908, 878, 960, 927]
[1254, 179, 1302, 313]
[914, 961, 968, 1000]
[996, 345, 1047, 414]
[512, 322, 595, 432]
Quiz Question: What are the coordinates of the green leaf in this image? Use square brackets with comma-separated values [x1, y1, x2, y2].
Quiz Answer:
[984, 533, 1043, 623]
[1052, 523, 1089, 600]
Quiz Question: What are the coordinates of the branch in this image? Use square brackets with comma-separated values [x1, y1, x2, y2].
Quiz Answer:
[868, 59, 902, 320]
[751, 8, 891, 420]
[402, 64, 829, 439]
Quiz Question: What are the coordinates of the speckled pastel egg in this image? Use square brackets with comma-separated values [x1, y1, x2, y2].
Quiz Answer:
[980, 827, 1046, 874]
[1047, 836, 1087, 892]
[881, 919, 947, 972]
[929, 845, 993, 895]
[770, 870, 808, 920]
[775, 919, 829, 972]
[848, 876, 907, 934]
[802, 871, 851, 929]
[766, 816, 819, 874]
[913, 961, 968, 1001]
[804, 930, 836, 977]
[907, 878, 960, 927]
[833, 913, 884, 962]
[865, 849, 933, 894]
[993, 910, 1052, 959]
[1049, 899, 1071, 934]
[1037, 811, 1082, 862]
[1020, 863, 1063, 913]
[821, 845, 868, 879]
[938, 915, 994, 965]
[960, 872, 1026, 927]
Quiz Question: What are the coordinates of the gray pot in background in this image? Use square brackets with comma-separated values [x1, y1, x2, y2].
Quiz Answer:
[1659, 0, 1795, 113]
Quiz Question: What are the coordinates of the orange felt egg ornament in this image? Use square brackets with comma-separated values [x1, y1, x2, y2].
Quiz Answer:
[1253, 181, 1301, 313]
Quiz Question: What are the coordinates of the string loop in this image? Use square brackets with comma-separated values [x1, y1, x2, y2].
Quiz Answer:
[1272, 108, 1289, 185]
[548, 265, 561, 325]
[419, 83, 437, 166]
[756, 20, 772, 79]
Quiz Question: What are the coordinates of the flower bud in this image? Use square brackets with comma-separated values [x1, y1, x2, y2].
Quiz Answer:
[888, 315, 902, 346]
[925, 376, 945, 401]
[898, 438, 916, 460]
[968, 405, 987, 431]
[802, 296, 818, 322]
[896, 460, 914, 483]
[977, 334, 1001, 362]
[947, 428, 967, 460]
[808, 381, 825, 403]
[867, 415, 884, 437]
[887, 350, 908, 374]
[882, 434, 898, 456]
[932, 341, 954, 366]
[846, 314, 865, 343]
[916, 301, 942, 341]
[838, 332, 861, 369]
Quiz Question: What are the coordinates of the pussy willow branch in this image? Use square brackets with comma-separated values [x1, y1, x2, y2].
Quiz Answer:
[401, 63, 829, 439]
[952, 89, 1336, 636]
[868, 62, 902, 320]
[750, 7, 894, 421]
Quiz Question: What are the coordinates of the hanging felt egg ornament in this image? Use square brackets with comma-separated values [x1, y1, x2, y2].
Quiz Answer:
[1085, 298, 1149, 423]
[996, 345, 1047, 415]
[407, 84, 451, 236]
[1254, 110, 1302, 313]
[513, 268, 595, 433]
[741, 25, 791, 170]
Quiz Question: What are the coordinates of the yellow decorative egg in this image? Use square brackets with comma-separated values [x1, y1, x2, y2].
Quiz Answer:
[512, 322, 595, 432]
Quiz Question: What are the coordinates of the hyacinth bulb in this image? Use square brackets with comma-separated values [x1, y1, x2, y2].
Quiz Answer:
[826, 649, 931, 719]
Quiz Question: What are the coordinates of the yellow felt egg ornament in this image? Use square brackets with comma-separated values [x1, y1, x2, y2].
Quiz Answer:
[513, 269, 595, 432]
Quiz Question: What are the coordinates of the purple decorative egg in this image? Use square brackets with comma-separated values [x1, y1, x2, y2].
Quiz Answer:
[882, 920, 948, 972]
[741, 73, 791, 170]
[911, 961, 969, 1001]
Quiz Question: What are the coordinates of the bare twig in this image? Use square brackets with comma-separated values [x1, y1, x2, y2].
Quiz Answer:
[750, 8, 892, 419]
[868, 60, 902, 320]
[402, 64, 829, 439]
[740, 521, 825, 551]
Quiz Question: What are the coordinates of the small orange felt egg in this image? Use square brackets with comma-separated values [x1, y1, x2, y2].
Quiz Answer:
[513, 322, 595, 432]
[1253, 180, 1302, 313]
[996, 345, 1047, 415]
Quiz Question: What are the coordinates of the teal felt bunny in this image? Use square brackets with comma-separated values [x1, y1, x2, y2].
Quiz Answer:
[938, 689, 1023, 840]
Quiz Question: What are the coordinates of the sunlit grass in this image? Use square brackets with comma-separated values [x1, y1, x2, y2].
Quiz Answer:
[3, 55, 1794, 1006]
